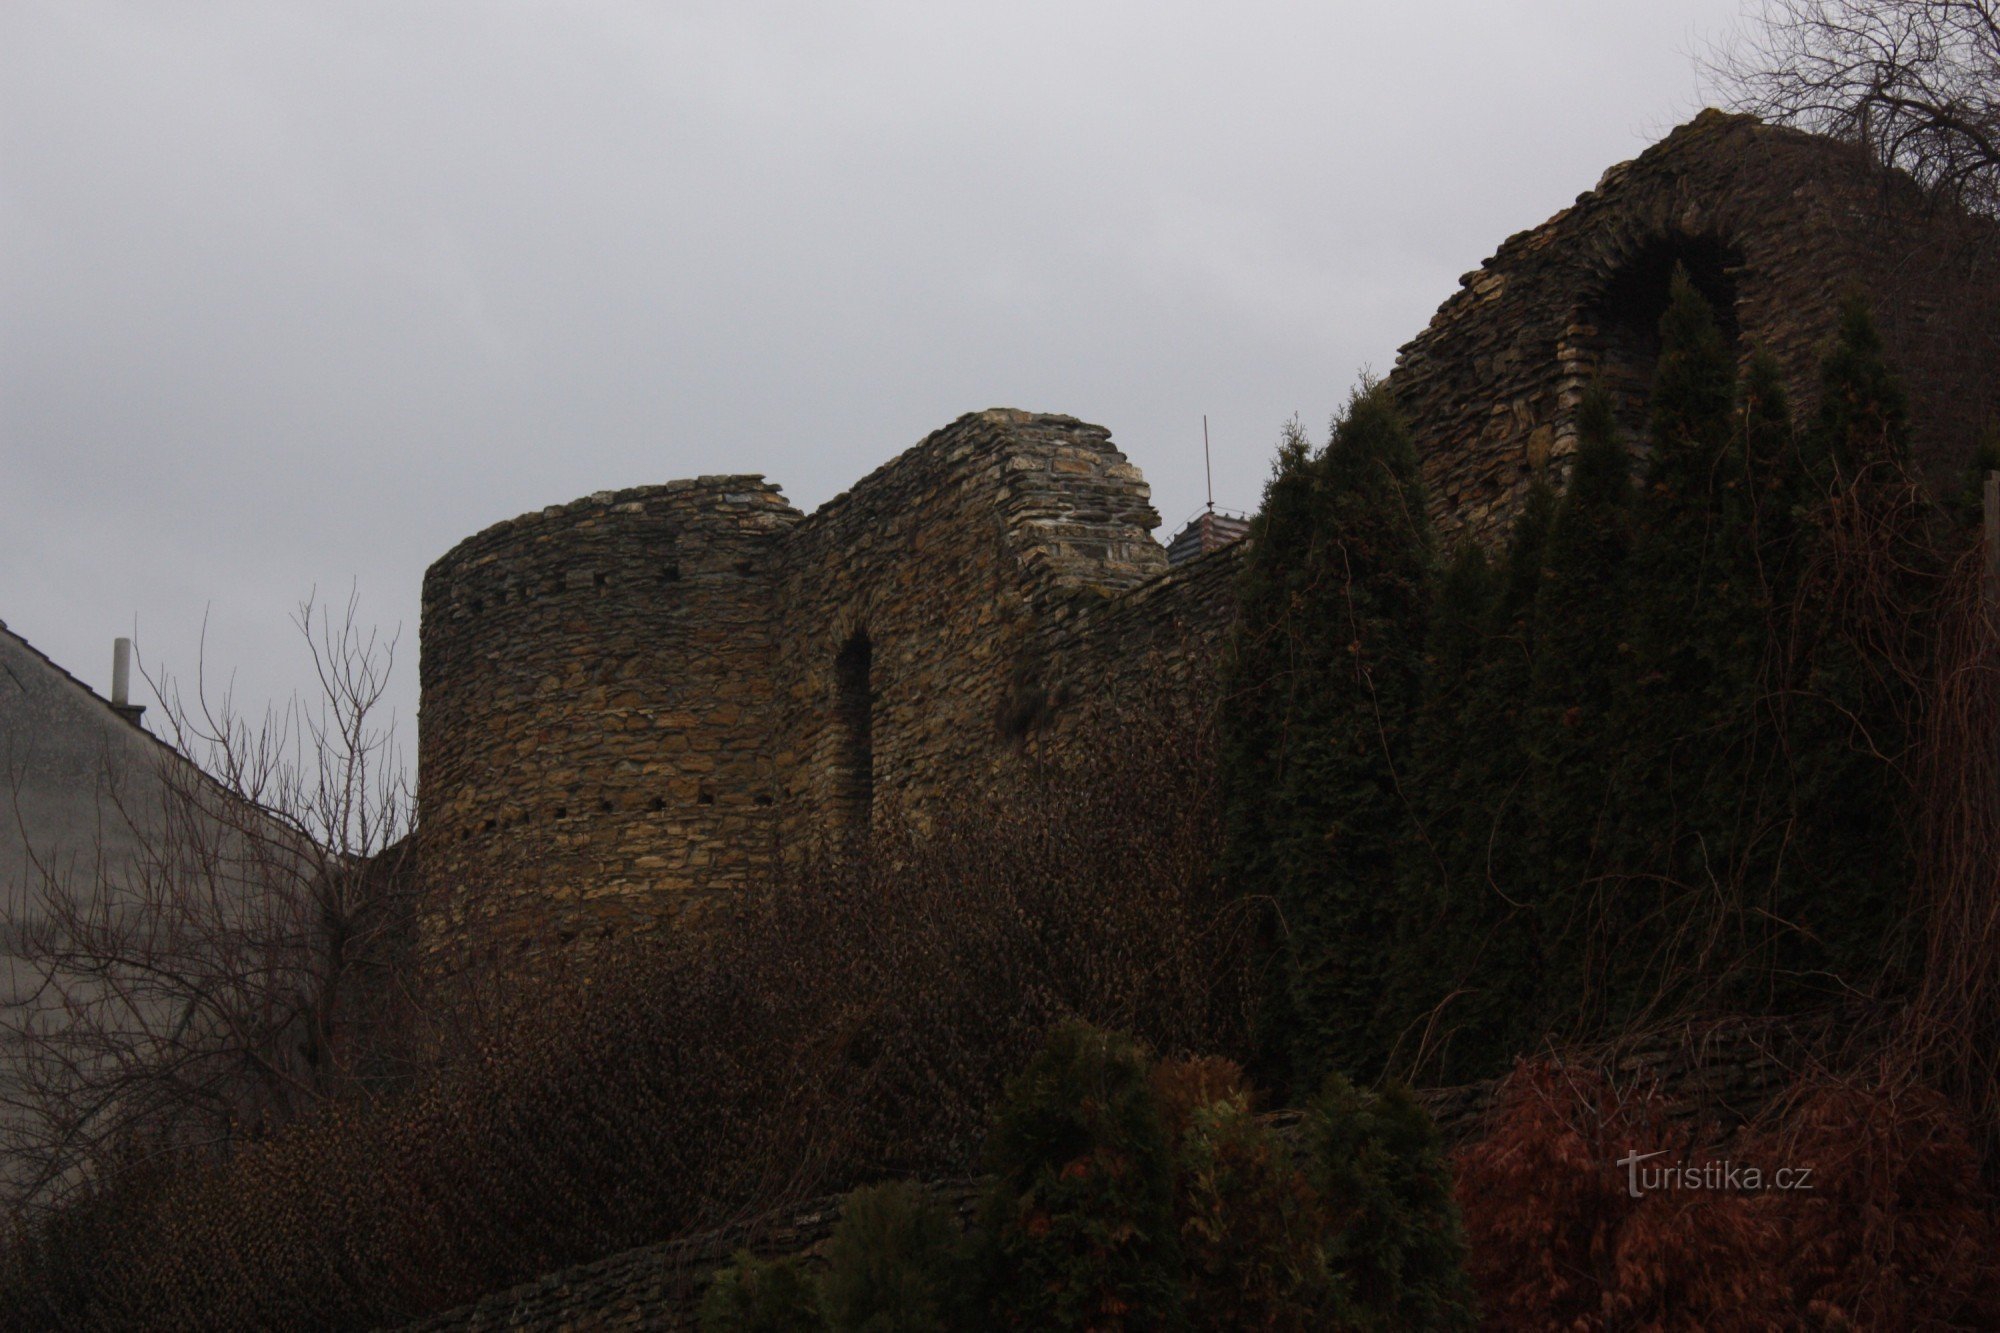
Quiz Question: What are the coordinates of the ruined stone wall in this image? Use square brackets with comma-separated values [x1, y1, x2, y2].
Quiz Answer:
[1039, 535, 1245, 749]
[416, 480, 798, 976]
[409, 111, 2000, 973]
[769, 409, 1167, 847]
[1390, 109, 2000, 545]
[416, 412, 1190, 967]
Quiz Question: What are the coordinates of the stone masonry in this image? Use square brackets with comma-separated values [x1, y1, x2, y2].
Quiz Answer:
[416, 411, 1236, 977]
[418, 110, 2000, 979]
[418, 479, 798, 973]
[1390, 109, 2000, 544]
[400, 109, 2000, 1326]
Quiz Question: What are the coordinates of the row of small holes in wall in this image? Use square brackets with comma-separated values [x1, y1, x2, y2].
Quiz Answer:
[460, 787, 776, 839]
[455, 565, 678, 615]
[450, 556, 761, 615]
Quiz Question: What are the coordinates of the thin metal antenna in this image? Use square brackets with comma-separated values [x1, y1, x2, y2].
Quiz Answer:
[1203, 415, 1215, 513]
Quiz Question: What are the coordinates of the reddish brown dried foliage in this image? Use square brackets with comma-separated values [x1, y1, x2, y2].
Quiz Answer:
[1456, 1058, 2000, 1330]
[1151, 1057, 1329, 1330]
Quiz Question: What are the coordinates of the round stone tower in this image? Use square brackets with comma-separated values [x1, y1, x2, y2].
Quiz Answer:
[416, 477, 798, 977]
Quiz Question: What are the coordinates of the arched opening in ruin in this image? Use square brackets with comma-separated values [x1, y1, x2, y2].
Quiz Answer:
[833, 629, 873, 844]
[1583, 233, 1744, 438]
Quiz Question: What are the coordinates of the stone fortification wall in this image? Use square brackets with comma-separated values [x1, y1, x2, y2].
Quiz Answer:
[412, 111, 2000, 971]
[416, 480, 799, 976]
[1039, 535, 1245, 748]
[416, 412, 1185, 966]
[770, 409, 1166, 845]
[1390, 109, 2000, 544]
[414, 112, 2000, 971]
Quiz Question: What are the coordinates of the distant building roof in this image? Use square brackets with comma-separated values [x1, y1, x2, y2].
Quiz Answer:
[1166, 510, 1249, 567]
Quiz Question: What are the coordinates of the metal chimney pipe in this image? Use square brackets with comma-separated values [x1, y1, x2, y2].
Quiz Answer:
[112, 637, 132, 707]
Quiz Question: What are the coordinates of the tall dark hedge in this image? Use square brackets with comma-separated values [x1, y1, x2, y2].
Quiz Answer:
[1383, 486, 1550, 1080]
[1774, 297, 1934, 992]
[1381, 540, 1496, 1072]
[1309, 1075, 1476, 1332]
[1587, 272, 1776, 1026]
[1512, 383, 1640, 1042]
[1220, 387, 1434, 1095]
[1227, 283, 1952, 1088]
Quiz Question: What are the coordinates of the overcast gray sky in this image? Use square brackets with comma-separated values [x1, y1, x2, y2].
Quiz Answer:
[3, 0, 1750, 772]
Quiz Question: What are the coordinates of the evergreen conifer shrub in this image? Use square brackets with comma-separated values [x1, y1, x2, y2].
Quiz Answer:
[1388, 480, 1558, 1082]
[819, 1183, 965, 1333]
[1308, 1076, 1476, 1332]
[1354, 288, 1948, 1082]
[1151, 1057, 1329, 1329]
[1779, 297, 1936, 990]
[976, 1023, 1182, 1330]
[1378, 540, 1494, 1055]
[700, 1252, 828, 1333]
[1524, 384, 1637, 1031]
[1591, 270, 1779, 1025]
[1220, 386, 1434, 1094]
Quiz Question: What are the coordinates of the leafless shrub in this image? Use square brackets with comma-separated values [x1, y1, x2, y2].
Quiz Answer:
[0, 590, 418, 1221]
[1897, 538, 2000, 1160]
[0, 692, 1249, 1329]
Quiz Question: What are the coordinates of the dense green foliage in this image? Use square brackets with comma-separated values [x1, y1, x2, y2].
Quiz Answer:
[818, 1183, 965, 1333]
[699, 1025, 1477, 1331]
[1220, 389, 1434, 1093]
[1519, 386, 1638, 1036]
[1308, 1076, 1476, 1332]
[1227, 273, 1953, 1086]
[976, 1022, 1184, 1330]
[1150, 1056, 1329, 1328]
[700, 1252, 829, 1333]
[703, 1182, 966, 1333]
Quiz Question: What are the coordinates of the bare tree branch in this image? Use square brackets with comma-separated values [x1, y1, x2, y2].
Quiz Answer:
[0, 593, 420, 1218]
[1712, 1, 2000, 213]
